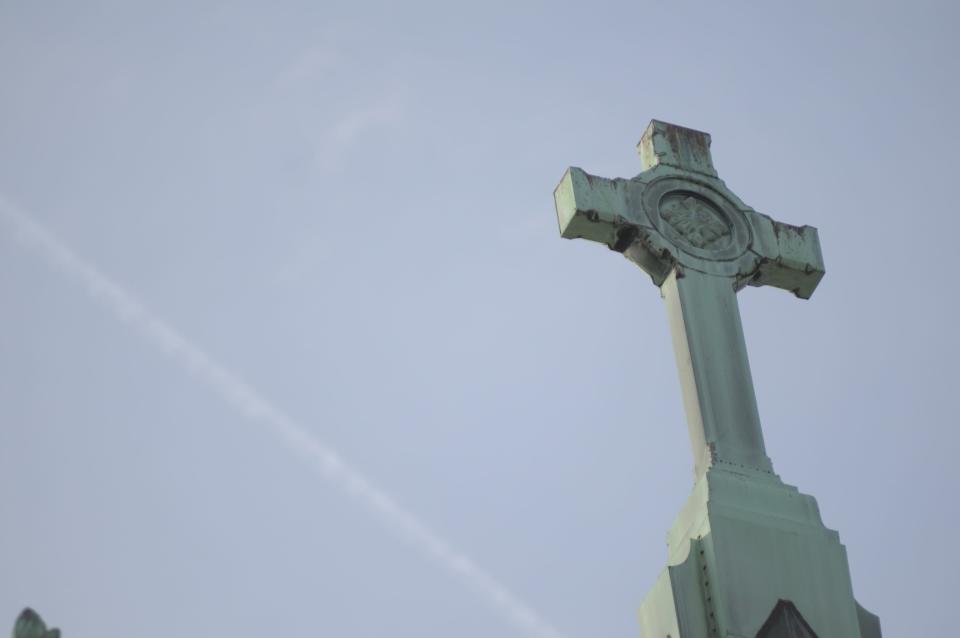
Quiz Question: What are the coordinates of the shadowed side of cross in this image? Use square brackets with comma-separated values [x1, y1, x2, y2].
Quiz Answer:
[554, 120, 825, 479]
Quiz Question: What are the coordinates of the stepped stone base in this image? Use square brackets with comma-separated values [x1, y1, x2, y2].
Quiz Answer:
[638, 466, 881, 638]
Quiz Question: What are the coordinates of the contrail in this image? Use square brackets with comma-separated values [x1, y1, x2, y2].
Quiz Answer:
[0, 196, 569, 638]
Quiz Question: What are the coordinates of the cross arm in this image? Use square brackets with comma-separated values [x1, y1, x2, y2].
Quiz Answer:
[554, 163, 827, 300]
[553, 167, 639, 252]
[743, 211, 826, 299]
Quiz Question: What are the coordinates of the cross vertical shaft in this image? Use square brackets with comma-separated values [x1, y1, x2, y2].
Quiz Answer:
[662, 269, 770, 478]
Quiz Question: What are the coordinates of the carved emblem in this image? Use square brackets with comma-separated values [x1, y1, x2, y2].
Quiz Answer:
[659, 193, 731, 249]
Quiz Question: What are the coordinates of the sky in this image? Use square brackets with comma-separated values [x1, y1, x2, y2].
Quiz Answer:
[1, 1, 958, 636]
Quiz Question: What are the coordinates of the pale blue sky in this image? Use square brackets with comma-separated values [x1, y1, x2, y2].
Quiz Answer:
[1, 1, 958, 636]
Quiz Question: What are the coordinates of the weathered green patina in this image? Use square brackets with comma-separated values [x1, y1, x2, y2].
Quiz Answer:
[555, 121, 823, 480]
[11, 609, 59, 638]
[555, 121, 880, 638]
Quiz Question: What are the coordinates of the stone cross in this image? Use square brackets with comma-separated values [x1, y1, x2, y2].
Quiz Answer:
[554, 120, 824, 479]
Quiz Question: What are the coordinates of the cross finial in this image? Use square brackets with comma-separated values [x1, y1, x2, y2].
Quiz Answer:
[637, 120, 717, 177]
[554, 120, 825, 479]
